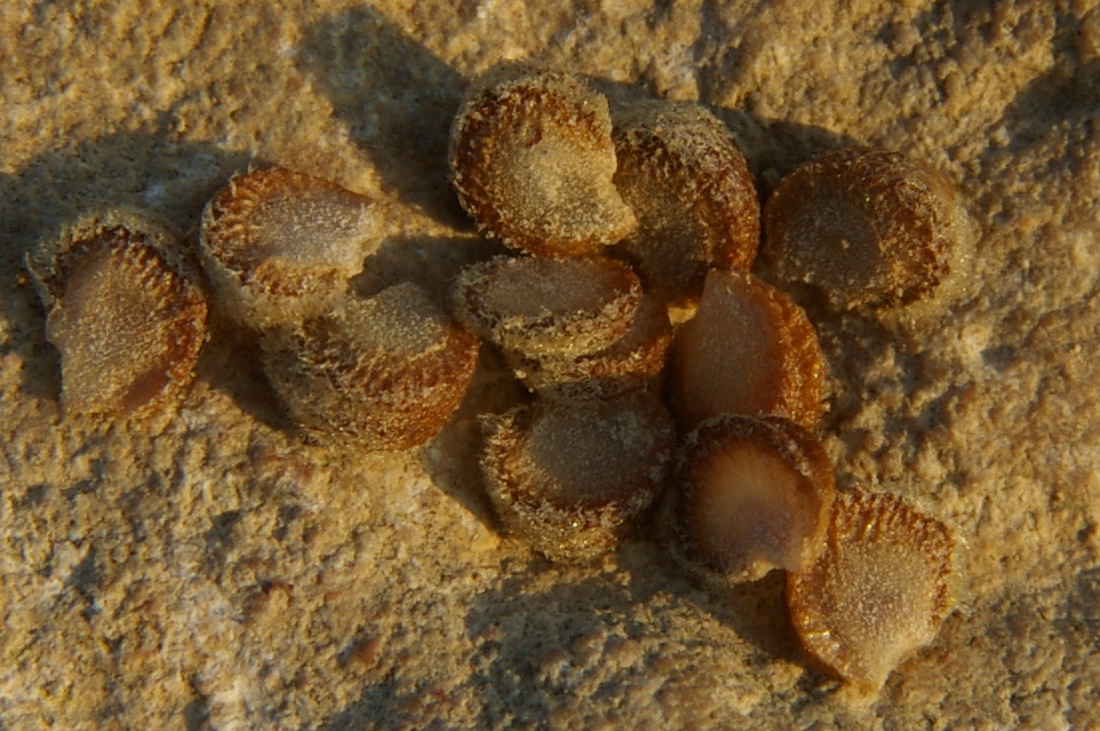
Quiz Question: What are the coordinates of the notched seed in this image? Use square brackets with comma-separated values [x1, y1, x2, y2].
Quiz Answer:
[449, 63, 636, 256]
[669, 268, 826, 431]
[260, 283, 479, 451]
[764, 147, 978, 310]
[786, 490, 955, 691]
[26, 210, 208, 416]
[480, 393, 676, 563]
[199, 167, 381, 329]
[666, 414, 835, 584]
[612, 99, 761, 307]
[505, 293, 672, 401]
[452, 255, 642, 359]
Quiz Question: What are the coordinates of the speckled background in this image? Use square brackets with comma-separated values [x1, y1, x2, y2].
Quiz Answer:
[2, 1, 1099, 729]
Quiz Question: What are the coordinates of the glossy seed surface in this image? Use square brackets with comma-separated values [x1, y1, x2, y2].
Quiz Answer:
[199, 167, 380, 329]
[669, 268, 826, 431]
[669, 414, 835, 583]
[480, 393, 675, 563]
[449, 63, 636, 256]
[27, 211, 208, 416]
[452, 255, 642, 359]
[764, 147, 978, 310]
[261, 283, 479, 451]
[787, 491, 955, 691]
[612, 100, 760, 307]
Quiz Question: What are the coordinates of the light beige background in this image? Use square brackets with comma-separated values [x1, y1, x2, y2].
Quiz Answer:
[1, 1, 1098, 728]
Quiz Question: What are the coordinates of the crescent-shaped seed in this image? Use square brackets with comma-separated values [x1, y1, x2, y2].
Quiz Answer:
[764, 147, 978, 310]
[452, 254, 642, 360]
[480, 393, 676, 563]
[199, 167, 380, 329]
[449, 63, 636, 256]
[260, 283, 479, 451]
[504, 293, 672, 401]
[786, 490, 955, 691]
[666, 414, 835, 584]
[26, 211, 208, 416]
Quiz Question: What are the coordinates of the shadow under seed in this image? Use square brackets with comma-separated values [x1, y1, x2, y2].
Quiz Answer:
[418, 346, 529, 532]
[297, 6, 470, 227]
[0, 121, 255, 407]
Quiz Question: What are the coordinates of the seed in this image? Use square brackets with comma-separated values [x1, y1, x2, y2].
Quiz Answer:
[504, 293, 672, 401]
[786, 490, 955, 691]
[480, 392, 676, 563]
[449, 63, 636, 256]
[260, 283, 479, 451]
[25, 211, 208, 416]
[666, 414, 835, 584]
[612, 99, 760, 307]
[199, 167, 381, 329]
[452, 254, 642, 359]
[668, 268, 826, 431]
[764, 147, 978, 310]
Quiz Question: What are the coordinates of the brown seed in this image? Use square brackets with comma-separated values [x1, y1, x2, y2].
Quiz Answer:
[452, 255, 642, 359]
[786, 491, 955, 691]
[480, 393, 676, 563]
[199, 167, 380, 329]
[612, 99, 761, 307]
[504, 293, 672, 400]
[667, 414, 835, 584]
[764, 147, 978, 310]
[260, 283, 479, 451]
[26, 210, 208, 416]
[668, 268, 826, 431]
[449, 63, 636, 256]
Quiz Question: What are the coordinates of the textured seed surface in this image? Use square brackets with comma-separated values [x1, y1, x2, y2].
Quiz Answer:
[261, 283, 479, 451]
[199, 167, 380, 329]
[480, 393, 676, 563]
[612, 100, 761, 307]
[764, 147, 978, 310]
[787, 491, 955, 691]
[505, 293, 672, 400]
[26, 211, 208, 416]
[452, 255, 642, 359]
[449, 63, 636, 256]
[669, 414, 835, 583]
[669, 268, 826, 431]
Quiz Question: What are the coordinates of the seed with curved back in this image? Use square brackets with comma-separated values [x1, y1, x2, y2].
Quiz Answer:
[25, 210, 208, 416]
[452, 254, 642, 359]
[786, 490, 955, 691]
[666, 414, 835, 584]
[668, 268, 826, 431]
[260, 283, 479, 451]
[449, 63, 636, 256]
[480, 392, 676, 563]
[612, 99, 761, 307]
[764, 147, 978, 310]
[504, 293, 672, 401]
[199, 167, 381, 329]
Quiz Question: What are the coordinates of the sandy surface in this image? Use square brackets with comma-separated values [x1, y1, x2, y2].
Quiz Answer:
[2, 1, 1099, 728]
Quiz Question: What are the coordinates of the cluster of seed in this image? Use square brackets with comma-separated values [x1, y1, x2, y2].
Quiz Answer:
[449, 62, 972, 693]
[26, 60, 975, 695]
[199, 168, 480, 450]
[28, 168, 480, 451]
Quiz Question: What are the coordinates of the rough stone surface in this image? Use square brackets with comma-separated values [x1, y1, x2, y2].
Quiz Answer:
[2, 1, 1098, 728]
